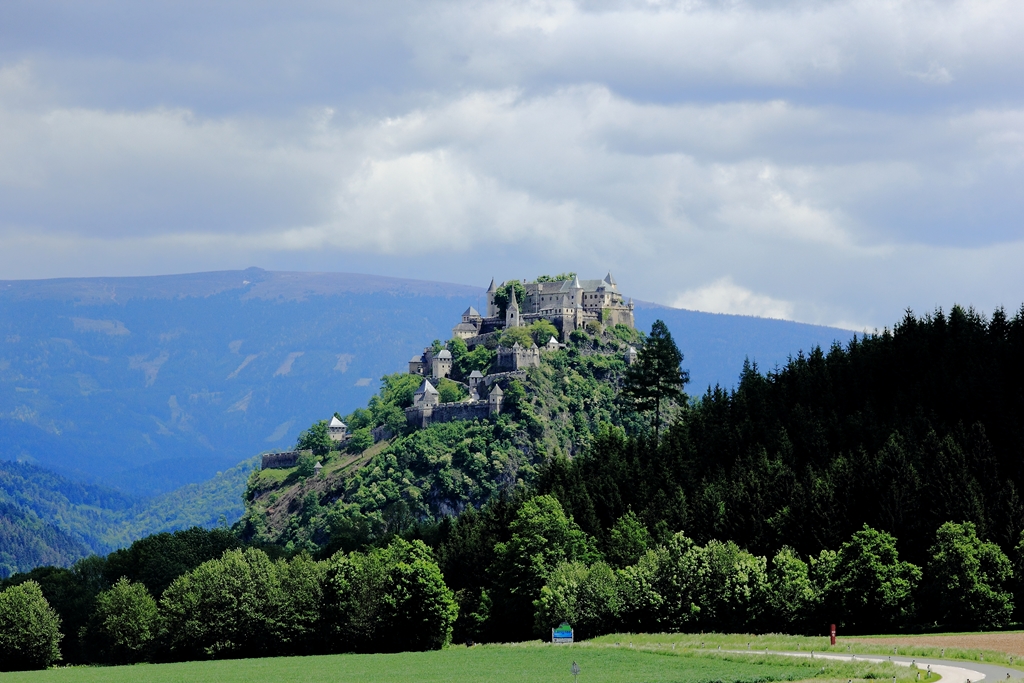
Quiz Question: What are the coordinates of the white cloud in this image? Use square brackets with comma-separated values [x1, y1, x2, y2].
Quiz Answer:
[674, 278, 796, 320]
[0, 1, 1023, 329]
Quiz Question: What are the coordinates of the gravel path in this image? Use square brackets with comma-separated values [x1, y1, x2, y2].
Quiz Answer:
[727, 650, 1024, 683]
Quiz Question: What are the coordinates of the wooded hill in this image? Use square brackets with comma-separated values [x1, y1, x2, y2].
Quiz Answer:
[239, 322, 648, 555]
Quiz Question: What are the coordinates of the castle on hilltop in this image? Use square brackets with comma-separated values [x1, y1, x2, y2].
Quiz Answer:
[452, 272, 635, 343]
[261, 272, 641, 464]
[404, 273, 637, 430]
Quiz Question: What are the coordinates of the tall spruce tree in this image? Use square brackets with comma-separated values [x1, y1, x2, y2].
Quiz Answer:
[621, 319, 688, 438]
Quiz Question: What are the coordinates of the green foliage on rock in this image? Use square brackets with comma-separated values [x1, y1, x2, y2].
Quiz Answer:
[346, 427, 374, 454]
[927, 520, 1013, 628]
[437, 377, 468, 404]
[244, 340, 634, 554]
[528, 319, 560, 346]
[499, 326, 534, 348]
[296, 451, 319, 478]
[345, 373, 423, 433]
[493, 281, 527, 318]
[448, 338, 494, 379]
[296, 420, 333, 456]
[0, 579, 62, 671]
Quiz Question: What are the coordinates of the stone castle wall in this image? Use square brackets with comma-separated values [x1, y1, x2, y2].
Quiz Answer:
[432, 401, 491, 424]
[405, 400, 492, 429]
[261, 451, 301, 470]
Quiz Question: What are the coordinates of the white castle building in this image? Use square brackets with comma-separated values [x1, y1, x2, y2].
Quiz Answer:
[452, 272, 635, 343]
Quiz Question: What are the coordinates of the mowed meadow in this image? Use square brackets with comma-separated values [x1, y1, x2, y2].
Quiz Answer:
[0, 640, 921, 683]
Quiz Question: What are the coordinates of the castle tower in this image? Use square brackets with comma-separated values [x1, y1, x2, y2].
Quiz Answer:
[506, 285, 521, 328]
[488, 383, 504, 416]
[328, 416, 348, 441]
[413, 378, 440, 407]
[570, 274, 583, 308]
[486, 278, 497, 317]
[432, 349, 452, 379]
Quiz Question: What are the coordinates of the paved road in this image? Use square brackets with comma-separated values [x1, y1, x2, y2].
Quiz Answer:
[729, 650, 1024, 683]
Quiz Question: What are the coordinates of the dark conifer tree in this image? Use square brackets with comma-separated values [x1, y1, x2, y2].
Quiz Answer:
[620, 319, 688, 439]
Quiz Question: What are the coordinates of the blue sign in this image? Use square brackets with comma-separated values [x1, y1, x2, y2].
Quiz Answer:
[552, 622, 574, 644]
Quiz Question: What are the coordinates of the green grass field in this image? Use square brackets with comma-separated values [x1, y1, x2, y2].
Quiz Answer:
[589, 632, 1017, 666]
[2, 641, 921, 683]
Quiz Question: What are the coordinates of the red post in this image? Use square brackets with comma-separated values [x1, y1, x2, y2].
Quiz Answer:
[830, 624, 836, 646]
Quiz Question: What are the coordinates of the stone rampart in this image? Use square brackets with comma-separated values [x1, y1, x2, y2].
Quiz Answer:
[431, 401, 491, 424]
[481, 370, 526, 386]
[261, 451, 300, 470]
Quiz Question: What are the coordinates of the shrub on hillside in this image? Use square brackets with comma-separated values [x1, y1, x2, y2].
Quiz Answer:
[296, 420, 333, 456]
[346, 427, 374, 454]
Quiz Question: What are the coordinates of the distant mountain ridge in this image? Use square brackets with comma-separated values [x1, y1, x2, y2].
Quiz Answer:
[0, 458, 257, 578]
[0, 268, 850, 499]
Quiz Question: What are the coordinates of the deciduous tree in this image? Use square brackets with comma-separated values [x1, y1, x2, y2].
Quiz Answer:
[927, 521, 1013, 628]
[0, 580, 62, 671]
[88, 577, 158, 664]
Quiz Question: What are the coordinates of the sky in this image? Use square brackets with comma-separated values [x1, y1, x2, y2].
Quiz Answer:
[0, 0, 1022, 330]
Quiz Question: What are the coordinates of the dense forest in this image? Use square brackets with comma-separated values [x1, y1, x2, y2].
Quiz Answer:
[4, 304, 1024, 671]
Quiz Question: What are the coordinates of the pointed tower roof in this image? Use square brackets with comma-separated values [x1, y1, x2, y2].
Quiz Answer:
[509, 285, 519, 309]
[571, 274, 582, 289]
[414, 378, 439, 395]
[329, 416, 346, 429]
[489, 383, 503, 396]
[463, 306, 480, 317]
[487, 278, 497, 293]
[604, 271, 617, 286]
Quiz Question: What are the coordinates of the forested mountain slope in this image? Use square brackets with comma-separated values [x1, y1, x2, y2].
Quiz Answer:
[0, 459, 256, 578]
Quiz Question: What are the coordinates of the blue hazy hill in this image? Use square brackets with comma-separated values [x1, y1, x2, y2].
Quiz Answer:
[0, 268, 852, 497]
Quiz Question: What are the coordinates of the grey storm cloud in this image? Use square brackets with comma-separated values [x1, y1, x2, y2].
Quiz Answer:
[0, 0, 1022, 329]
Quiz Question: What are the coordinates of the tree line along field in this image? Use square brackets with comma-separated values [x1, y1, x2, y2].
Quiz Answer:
[0, 639, 921, 683]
